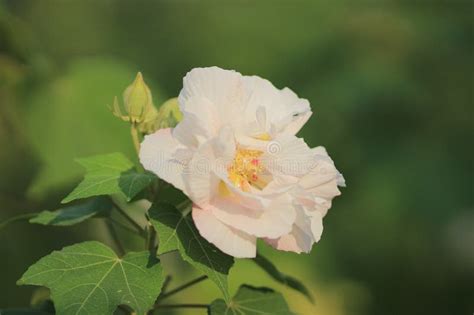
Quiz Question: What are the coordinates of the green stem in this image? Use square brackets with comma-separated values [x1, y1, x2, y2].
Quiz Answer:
[108, 217, 140, 235]
[0, 213, 37, 232]
[105, 220, 125, 256]
[130, 123, 141, 155]
[146, 222, 157, 253]
[158, 275, 208, 301]
[111, 200, 146, 237]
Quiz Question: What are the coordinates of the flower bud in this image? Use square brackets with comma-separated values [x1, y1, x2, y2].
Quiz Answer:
[110, 72, 160, 130]
[122, 72, 154, 123]
[155, 98, 183, 129]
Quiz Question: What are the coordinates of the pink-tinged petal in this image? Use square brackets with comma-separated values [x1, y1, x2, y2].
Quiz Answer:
[209, 194, 295, 239]
[192, 205, 257, 258]
[264, 205, 319, 254]
[140, 128, 188, 192]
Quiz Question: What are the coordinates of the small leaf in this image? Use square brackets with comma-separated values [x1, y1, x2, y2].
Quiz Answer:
[209, 285, 294, 315]
[30, 196, 113, 226]
[149, 203, 234, 302]
[254, 254, 314, 303]
[62, 153, 155, 204]
[18, 241, 163, 315]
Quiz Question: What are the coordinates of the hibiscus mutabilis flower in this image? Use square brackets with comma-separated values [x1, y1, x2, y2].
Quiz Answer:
[140, 67, 345, 258]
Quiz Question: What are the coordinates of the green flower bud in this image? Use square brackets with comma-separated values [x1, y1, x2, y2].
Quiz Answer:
[123, 72, 154, 123]
[111, 72, 157, 125]
[155, 98, 183, 129]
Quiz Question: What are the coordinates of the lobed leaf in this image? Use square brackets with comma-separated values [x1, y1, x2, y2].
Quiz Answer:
[149, 203, 234, 302]
[253, 254, 314, 303]
[209, 285, 294, 315]
[17, 241, 163, 315]
[30, 196, 113, 226]
[62, 153, 155, 204]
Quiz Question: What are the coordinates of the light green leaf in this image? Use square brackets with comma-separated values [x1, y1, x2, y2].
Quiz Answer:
[209, 285, 294, 315]
[253, 254, 314, 303]
[62, 153, 155, 204]
[30, 197, 113, 226]
[17, 241, 163, 315]
[149, 203, 234, 302]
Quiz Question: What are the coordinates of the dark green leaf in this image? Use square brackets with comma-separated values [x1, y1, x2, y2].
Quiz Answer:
[62, 153, 155, 203]
[209, 285, 294, 315]
[18, 241, 163, 315]
[254, 254, 314, 303]
[30, 197, 113, 226]
[149, 203, 234, 302]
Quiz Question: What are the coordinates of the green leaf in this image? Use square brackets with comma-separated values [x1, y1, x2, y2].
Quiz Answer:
[253, 254, 314, 303]
[0, 309, 52, 315]
[30, 196, 113, 226]
[209, 285, 294, 315]
[149, 203, 234, 302]
[17, 241, 164, 315]
[62, 153, 155, 204]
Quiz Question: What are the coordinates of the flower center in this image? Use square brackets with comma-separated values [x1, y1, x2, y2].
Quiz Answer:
[227, 147, 267, 192]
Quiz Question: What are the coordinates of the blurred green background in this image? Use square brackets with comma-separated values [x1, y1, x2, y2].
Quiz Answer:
[0, 1, 473, 314]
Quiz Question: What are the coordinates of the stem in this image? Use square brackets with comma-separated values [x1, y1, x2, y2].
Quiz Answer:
[105, 220, 125, 256]
[111, 200, 146, 237]
[156, 304, 208, 309]
[158, 275, 208, 301]
[146, 223, 157, 253]
[130, 123, 141, 155]
[0, 213, 37, 232]
[108, 217, 140, 235]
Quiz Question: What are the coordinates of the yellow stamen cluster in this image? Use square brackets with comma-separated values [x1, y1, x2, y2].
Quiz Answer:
[227, 147, 264, 192]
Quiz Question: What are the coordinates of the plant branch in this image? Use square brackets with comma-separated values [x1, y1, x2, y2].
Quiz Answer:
[130, 123, 141, 155]
[108, 217, 140, 235]
[158, 275, 208, 301]
[0, 213, 37, 232]
[110, 200, 146, 237]
[105, 220, 126, 256]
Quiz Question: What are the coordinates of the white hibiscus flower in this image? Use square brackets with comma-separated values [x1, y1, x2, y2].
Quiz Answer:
[140, 67, 344, 258]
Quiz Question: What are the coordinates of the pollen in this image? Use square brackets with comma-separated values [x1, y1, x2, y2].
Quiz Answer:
[227, 147, 265, 192]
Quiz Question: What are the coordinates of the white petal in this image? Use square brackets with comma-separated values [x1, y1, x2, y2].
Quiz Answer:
[139, 128, 188, 191]
[192, 205, 257, 258]
[242, 76, 311, 135]
[209, 193, 295, 239]
[183, 127, 236, 207]
[179, 67, 244, 128]
[262, 134, 316, 177]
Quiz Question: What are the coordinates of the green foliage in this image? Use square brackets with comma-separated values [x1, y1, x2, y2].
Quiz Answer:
[17, 241, 163, 315]
[62, 153, 155, 204]
[30, 196, 113, 226]
[209, 285, 293, 315]
[149, 203, 234, 302]
[253, 254, 314, 303]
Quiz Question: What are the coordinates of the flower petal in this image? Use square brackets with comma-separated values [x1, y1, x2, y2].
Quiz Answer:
[140, 128, 188, 191]
[262, 133, 316, 177]
[242, 76, 311, 136]
[192, 205, 257, 258]
[179, 67, 244, 128]
[264, 205, 321, 253]
[209, 193, 296, 239]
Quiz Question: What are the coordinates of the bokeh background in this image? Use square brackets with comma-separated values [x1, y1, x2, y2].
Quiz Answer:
[0, 1, 473, 314]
